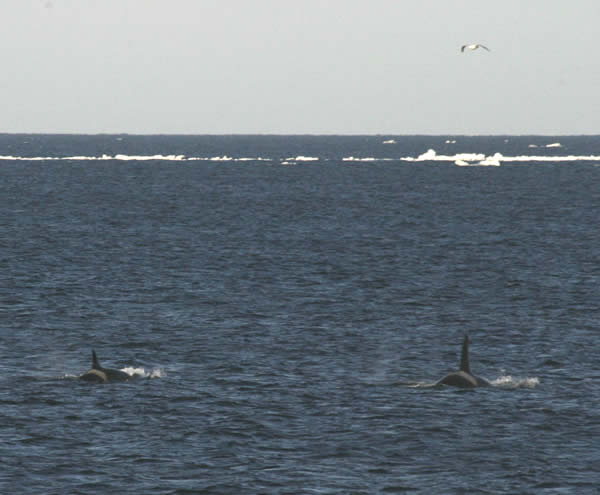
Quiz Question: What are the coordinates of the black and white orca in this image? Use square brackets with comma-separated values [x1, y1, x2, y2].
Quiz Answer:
[79, 350, 135, 383]
[436, 335, 490, 388]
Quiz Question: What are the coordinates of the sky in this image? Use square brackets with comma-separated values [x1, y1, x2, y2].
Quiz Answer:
[2, 0, 599, 135]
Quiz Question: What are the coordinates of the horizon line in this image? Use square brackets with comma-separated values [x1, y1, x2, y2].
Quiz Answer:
[1, 132, 599, 137]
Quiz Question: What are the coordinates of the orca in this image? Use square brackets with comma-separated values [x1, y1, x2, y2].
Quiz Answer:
[79, 350, 134, 383]
[435, 335, 490, 388]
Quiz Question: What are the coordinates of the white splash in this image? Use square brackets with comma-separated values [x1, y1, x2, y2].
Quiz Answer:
[545, 142, 562, 148]
[491, 375, 540, 389]
[382, 139, 397, 144]
[121, 366, 165, 379]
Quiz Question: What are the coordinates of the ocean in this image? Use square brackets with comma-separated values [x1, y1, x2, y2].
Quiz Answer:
[1, 134, 599, 494]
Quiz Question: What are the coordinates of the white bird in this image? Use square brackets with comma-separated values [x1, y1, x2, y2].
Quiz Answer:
[461, 43, 490, 52]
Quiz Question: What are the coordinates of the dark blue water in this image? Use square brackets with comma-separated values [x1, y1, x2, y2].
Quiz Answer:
[1, 135, 599, 494]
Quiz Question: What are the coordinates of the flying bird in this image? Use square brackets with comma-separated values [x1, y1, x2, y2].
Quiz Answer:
[461, 43, 490, 52]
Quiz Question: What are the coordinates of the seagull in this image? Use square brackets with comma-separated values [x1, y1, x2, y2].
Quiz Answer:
[461, 43, 490, 52]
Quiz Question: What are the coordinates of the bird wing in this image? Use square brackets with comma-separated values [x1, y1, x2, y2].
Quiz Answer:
[479, 44, 490, 51]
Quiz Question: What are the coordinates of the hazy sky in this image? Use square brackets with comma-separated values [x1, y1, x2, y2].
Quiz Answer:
[2, 0, 599, 134]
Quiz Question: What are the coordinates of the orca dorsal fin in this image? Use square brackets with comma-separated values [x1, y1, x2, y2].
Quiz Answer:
[92, 350, 101, 370]
[459, 335, 471, 373]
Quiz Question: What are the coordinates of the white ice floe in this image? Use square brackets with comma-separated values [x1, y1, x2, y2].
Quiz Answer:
[478, 157, 501, 166]
[0, 154, 187, 161]
[477, 152, 502, 166]
[3, 147, 600, 166]
[413, 149, 486, 162]
[414, 149, 437, 161]
[235, 157, 272, 162]
[403, 148, 600, 166]
[286, 156, 319, 162]
[496, 154, 600, 162]
[342, 157, 381, 162]
[454, 157, 500, 167]
[185, 156, 271, 162]
[113, 154, 185, 161]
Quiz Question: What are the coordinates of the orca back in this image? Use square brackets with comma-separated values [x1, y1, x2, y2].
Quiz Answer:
[80, 350, 135, 383]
